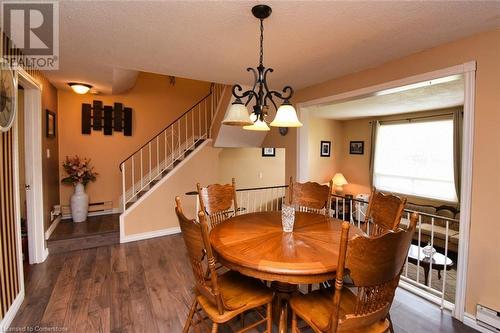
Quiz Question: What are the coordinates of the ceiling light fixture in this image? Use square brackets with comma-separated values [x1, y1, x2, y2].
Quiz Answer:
[68, 82, 92, 94]
[222, 4, 303, 131]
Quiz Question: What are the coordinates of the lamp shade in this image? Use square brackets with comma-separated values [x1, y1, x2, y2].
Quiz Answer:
[243, 118, 270, 131]
[269, 102, 302, 127]
[332, 173, 348, 186]
[222, 100, 253, 126]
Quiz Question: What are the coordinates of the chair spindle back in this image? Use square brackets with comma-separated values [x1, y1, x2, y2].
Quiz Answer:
[289, 177, 332, 216]
[330, 212, 419, 332]
[175, 197, 224, 314]
[197, 178, 238, 228]
[364, 188, 407, 236]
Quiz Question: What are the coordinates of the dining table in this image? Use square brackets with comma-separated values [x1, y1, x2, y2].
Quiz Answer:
[209, 211, 365, 333]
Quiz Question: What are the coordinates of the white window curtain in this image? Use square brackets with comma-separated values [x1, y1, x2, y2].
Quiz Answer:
[373, 118, 458, 202]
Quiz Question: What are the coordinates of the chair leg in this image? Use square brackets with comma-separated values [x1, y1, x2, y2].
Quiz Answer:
[211, 323, 218, 333]
[266, 302, 272, 333]
[292, 311, 298, 333]
[387, 313, 395, 333]
[240, 313, 245, 328]
[184, 298, 198, 333]
[308, 284, 312, 293]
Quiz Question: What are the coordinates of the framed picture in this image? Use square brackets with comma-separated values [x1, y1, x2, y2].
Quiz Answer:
[46, 110, 56, 138]
[262, 147, 276, 157]
[349, 141, 364, 155]
[320, 141, 331, 157]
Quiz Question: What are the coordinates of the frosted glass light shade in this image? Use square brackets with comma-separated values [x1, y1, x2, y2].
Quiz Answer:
[222, 101, 253, 126]
[243, 118, 270, 131]
[270, 103, 302, 127]
[68, 83, 92, 94]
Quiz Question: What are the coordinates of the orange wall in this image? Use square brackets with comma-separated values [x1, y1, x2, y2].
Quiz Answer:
[122, 142, 220, 236]
[264, 28, 500, 315]
[38, 75, 60, 231]
[58, 73, 211, 209]
[306, 117, 343, 184]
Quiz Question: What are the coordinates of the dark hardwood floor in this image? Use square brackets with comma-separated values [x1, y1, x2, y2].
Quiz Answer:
[11, 234, 477, 333]
[47, 214, 120, 254]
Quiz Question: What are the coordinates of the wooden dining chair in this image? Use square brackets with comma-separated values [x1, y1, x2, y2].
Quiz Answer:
[175, 197, 273, 333]
[364, 188, 407, 236]
[290, 213, 418, 333]
[197, 178, 239, 229]
[289, 177, 332, 216]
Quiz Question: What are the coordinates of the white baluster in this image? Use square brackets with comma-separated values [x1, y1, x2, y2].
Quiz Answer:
[416, 214, 422, 285]
[148, 142, 152, 183]
[122, 163, 126, 211]
[164, 130, 167, 171]
[132, 154, 135, 197]
[140, 149, 143, 189]
[428, 217, 435, 287]
[404, 211, 410, 277]
[441, 219, 450, 308]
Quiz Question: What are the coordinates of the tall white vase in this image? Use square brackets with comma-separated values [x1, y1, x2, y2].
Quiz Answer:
[71, 183, 89, 222]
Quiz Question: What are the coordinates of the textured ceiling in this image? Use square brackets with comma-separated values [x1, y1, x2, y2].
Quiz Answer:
[308, 76, 464, 120]
[45, 1, 500, 94]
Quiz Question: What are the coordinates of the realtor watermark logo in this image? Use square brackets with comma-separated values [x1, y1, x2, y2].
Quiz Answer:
[1, 0, 59, 70]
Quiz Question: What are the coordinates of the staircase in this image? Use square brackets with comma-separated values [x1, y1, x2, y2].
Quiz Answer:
[119, 83, 226, 211]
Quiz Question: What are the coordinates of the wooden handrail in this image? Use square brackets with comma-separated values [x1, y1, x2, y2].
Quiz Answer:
[185, 184, 288, 196]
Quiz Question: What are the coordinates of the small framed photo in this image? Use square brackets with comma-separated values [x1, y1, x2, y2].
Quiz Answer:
[46, 110, 56, 138]
[349, 141, 364, 155]
[320, 141, 331, 157]
[262, 147, 276, 157]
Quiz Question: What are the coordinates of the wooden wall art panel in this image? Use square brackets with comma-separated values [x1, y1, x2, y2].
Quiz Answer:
[81, 101, 132, 136]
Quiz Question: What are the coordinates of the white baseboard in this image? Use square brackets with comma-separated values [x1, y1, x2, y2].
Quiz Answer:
[0, 290, 25, 331]
[464, 312, 498, 333]
[44, 215, 61, 240]
[120, 226, 181, 244]
[61, 207, 121, 220]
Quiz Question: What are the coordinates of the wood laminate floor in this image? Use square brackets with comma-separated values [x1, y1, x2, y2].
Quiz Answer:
[11, 234, 477, 333]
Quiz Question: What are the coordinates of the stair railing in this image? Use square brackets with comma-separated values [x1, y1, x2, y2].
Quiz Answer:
[119, 83, 225, 211]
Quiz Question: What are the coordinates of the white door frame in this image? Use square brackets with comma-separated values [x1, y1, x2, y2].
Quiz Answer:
[16, 67, 47, 265]
[296, 61, 476, 321]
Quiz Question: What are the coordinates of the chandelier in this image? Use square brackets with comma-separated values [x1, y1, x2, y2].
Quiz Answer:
[222, 4, 303, 131]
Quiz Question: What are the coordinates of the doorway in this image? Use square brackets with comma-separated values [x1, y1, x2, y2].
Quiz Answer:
[296, 62, 476, 321]
[14, 68, 46, 272]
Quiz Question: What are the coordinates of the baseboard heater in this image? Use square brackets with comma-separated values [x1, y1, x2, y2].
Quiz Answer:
[61, 201, 114, 219]
[477, 304, 500, 331]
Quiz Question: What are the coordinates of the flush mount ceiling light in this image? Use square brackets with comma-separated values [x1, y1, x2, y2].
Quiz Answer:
[68, 82, 92, 94]
[222, 4, 303, 131]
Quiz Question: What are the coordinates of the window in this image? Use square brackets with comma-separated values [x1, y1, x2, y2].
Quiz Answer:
[373, 119, 457, 202]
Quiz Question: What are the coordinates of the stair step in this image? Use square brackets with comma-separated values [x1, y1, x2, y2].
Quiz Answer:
[124, 139, 207, 211]
[184, 149, 195, 158]
[137, 190, 148, 199]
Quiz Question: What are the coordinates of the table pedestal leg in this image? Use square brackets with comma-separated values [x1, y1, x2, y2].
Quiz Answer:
[423, 265, 430, 286]
[271, 282, 298, 333]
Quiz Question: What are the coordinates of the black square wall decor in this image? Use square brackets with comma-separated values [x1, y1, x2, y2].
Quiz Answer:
[81, 101, 132, 136]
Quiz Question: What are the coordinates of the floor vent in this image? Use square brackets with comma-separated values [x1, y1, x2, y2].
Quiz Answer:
[477, 304, 500, 331]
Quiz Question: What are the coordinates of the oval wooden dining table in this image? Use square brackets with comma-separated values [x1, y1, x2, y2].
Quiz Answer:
[209, 211, 365, 333]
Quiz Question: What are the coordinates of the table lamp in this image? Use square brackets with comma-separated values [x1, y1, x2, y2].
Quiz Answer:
[332, 173, 348, 194]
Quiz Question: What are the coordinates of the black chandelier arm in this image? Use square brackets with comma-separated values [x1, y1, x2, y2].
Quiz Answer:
[264, 91, 278, 111]
[268, 85, 294, 101]
[262, 67, 274, 94]
[231, 84, 253, 100]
